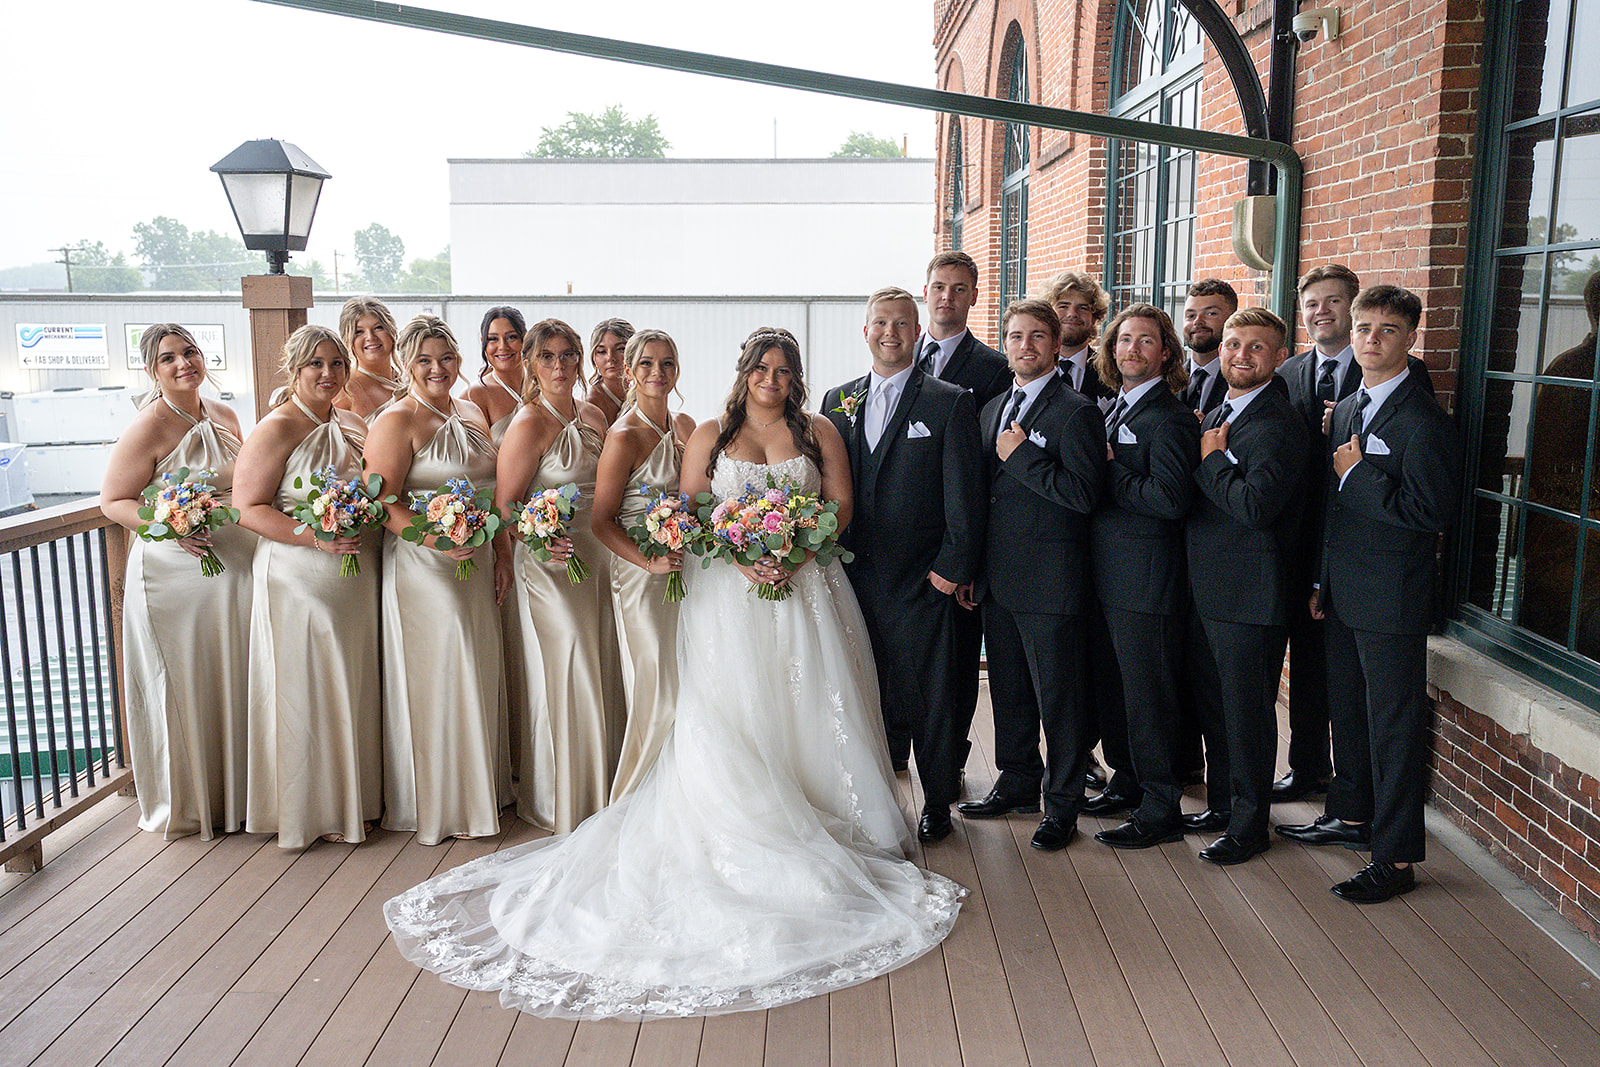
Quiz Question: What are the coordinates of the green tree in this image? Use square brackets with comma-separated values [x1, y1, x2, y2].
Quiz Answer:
[527, 105, 669, 158]
[288, 258, 333, 290]
[354, 223, 405, 290]
[132, 216, 256, 290]
[831, 131, 902, 158]
[71, 240, 144, 292]
[394, 246, 451, 294]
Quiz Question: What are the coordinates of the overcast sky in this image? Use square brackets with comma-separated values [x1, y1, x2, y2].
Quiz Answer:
[2, 0, 938, 274]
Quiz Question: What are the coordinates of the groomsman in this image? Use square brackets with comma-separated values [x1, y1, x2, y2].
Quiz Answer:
[1042, 271, 1114, 401]
[1289, 285, 1459, 902]
[1089, 304, 1201, 849]
[960, 298, 1105, 850]
[1185, 308, 1307, 864]
[1275, 265, 1435, 803]
[916, 251, 1010, 775]
[1180, 278, 1237, 415]
[822, 287, 984, 843]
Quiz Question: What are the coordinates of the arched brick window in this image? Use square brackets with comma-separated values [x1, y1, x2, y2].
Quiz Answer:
[999, 22, 1029, 311]
[947, 119, 965, 252]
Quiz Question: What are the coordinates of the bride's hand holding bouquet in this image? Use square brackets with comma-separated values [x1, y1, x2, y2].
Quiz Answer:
[692, 474, 852, 601]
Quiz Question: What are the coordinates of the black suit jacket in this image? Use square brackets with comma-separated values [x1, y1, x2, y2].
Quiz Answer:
[935, 329, 1010, 413]
[1186, 378, 1308, 627]
[1320, 371, 1461, 635]
[1057, 352, 1115, 404]
[1182, 358, 1229, 415]
[976, 373, 1105, 615]
[822, 370, 984, 591]
[1091, 384, 1201, 615]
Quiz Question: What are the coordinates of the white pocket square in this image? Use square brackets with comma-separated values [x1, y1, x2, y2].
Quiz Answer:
[1117, 424, 1138, 445]
[1028, 430, 1047, 447]
[906, 421, 931, 439]
[1364, 435, 1391, 455]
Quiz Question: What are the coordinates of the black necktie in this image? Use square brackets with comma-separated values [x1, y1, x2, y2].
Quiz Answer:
[1002, 387, 1026, 429]
[1353, 389, 1371, 431]
[919, 341, 939, 376]
[1317, 360, 1338, 403]
[1215, 401, 1234, 428]
[1188, 367, 1208, 408]
[1105, 396, 1128, 441]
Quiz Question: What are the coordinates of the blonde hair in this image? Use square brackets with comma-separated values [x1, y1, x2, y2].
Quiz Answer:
[394, 314, 460, 398]
[621, 328, 681, 411]
[521, 318, 585, 406]
[1039, 271, 1110, 323]
[338, 297, 399, 363]
[865, 286, 919, 320]
[1223, 306, 1289, 348]
[136, 324, 203, 406]
[271, 324, 349, 408]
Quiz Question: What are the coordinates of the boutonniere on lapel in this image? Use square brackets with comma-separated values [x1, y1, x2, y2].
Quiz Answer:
[832, 383, 868, 424]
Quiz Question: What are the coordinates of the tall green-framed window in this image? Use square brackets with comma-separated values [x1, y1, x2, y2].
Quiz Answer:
[1105, 0, 1203, 321]
[947, 119, 964, 252]
[1459, 0, 1600, 700]
[999, 24, 1028, 311]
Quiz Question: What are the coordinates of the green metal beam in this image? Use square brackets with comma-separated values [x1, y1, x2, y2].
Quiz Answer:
[252, 0, 1303, 319]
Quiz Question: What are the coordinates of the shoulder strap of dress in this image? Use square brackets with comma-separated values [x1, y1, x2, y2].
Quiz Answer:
[413, 393, 453, 420]
[493, 372, 522, 402]
[161, 395, 202, 427]
[288, 394, 328, 424]
[538, 396, 574, 427]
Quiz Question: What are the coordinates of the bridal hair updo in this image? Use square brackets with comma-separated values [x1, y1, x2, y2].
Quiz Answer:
[393, 314, 461, 399]
[589, 317, 635, 384]
[520, 318, 586, 406]
[706, 326, 822, 478]
[477, 305, 527, 382]
[270, 324, 349, 408]
[621, 328, 681, 411]
[137, 323, 204, 406]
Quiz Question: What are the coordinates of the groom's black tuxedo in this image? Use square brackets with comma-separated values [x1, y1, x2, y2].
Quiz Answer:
[976, 373, 1105, 820]
[822, 369, 983, 812]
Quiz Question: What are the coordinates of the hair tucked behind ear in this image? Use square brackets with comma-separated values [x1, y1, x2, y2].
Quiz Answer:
[707, 327, 821, 479]
[137, 323, 203, 408]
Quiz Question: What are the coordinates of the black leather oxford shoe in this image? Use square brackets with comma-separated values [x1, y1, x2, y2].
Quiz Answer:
[1030, 815, 1077, 851]
[918, 808, 954, 843]
[1198, 834, 1270, 866]
[1331, 861, 1416, 903]
[957, 789, 1041, 819]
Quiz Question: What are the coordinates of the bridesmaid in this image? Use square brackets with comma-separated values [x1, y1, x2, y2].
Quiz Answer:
[585, 317, 633, 427]
[494, 318, 623, 833]
[462, 305, 527, 443]
[591, 329, 695, 802]
[99, 324, 257, 839]
[335, 297, 401, 421]
[235, 325, 382, 848]
[365, 314, 506, 844]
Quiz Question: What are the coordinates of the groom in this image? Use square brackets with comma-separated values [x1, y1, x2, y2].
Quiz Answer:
[822, 286, 985, 844]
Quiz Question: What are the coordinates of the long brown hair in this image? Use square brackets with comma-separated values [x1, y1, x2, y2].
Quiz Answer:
[707, 327, 822, 478]
[521, 318, 585, 406]
[588, 317, 635, 385]
[1093, 304, 1189, 393]
[477, 305, 526, 382]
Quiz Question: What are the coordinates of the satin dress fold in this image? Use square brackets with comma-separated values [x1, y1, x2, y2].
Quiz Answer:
[244, 403, 383, 848]
[379, 405, 507, 845]
[487, 378, 526, 792]
[507, 398, 623, 833]
[122, 402, 257, 839]
[386, 455, 964, 1020]
[607, 421, 682, 802]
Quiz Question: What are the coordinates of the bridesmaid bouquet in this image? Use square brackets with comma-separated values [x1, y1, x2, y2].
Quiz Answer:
[289, 465, 394, 577]
[512, 483, 591, 584]
[136, 466, 239, 578]
[692, 475, 853, 601]
[402, 477, 503, 581]
[625, 485, 701, 603]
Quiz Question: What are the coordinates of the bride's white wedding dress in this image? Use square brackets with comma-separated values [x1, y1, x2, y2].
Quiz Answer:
[384, 455, 964, 1018]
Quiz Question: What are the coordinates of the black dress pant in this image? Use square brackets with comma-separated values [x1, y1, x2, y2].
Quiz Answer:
[1198, 615, 1288, 841]
[1088, 605, 1141, 799]
[1101, 605, 1185, 826]
[1285, 606, 1333, 780]
[1323, 605, 1430, 864]
[982, 599, 1091, 820]
[1183, 600, 1229, 809]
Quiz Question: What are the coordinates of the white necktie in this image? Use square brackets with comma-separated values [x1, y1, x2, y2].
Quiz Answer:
[866, 382, 897, 449]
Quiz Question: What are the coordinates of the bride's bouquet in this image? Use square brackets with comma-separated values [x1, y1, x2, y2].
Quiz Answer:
[625, 485, 701, 603]
[289, 465, 393, 577]
[512, 483, 590, 584]
[136, 466, 239, 577]
[402, 477, 502, 580]
[693, 475, 853, 601]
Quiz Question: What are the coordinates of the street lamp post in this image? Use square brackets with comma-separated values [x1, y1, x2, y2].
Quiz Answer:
[210, 139, 331, 420]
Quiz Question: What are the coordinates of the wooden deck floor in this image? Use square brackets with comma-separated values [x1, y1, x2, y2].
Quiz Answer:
[4, 689, 1600, 1067]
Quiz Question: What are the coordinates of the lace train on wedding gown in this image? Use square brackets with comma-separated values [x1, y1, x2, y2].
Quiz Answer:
[385, 455, 964, 1018]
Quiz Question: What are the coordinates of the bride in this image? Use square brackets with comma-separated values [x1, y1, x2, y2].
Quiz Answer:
[385, 326, 964, 1018]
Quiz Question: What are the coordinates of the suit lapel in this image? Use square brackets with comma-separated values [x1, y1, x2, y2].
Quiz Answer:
[869, 372, 923, 479]
[1338, 358, 1362, 400]
[1362, 373, 1415, 444]
[940, 330, 973, 384]
[846, 375, 868, 490]
[1020, 373, 1063, 434]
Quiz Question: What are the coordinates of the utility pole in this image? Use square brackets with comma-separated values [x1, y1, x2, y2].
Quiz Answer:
[333, 249, 342, 293]
[50, 245, 81, 293]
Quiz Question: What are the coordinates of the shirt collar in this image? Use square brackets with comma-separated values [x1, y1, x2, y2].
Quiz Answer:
[917, 329, 966, 375]
[870, 363, 914, 395]
[1187, 352, 1220, 377]
[1315, 343, 1355, 380]
[1119, 375, 1164, 408]
[1219, 378, 1273, 419]
[1357, 365, 1409, 423]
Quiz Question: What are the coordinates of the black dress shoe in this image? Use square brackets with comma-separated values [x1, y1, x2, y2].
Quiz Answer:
[1331, 861, 1416, 903]
[1094, 817, 1184, 849]
[1085, 760, 1108, 791]
[1198, 834, 1270, 866]
[957, 789, 1041, 819]
[1030, 815, 1077, 851]
[1270, 771, 1332, 802]
[1275, 814, 1371, 847]
[1181, 808, 1231, 833]
[918, 808, 953, 843]
[1082, 789, 1139, 816]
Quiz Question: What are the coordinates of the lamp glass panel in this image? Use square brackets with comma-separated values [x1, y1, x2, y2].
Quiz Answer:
[220, 172, 289, 240]
[287, 173, 322, 240]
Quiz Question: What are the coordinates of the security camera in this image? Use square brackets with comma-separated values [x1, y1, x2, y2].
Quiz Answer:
[1292, 8, 1341, 43]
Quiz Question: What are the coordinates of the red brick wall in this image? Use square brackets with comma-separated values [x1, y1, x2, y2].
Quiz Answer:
[1429, 690, 1600, 943]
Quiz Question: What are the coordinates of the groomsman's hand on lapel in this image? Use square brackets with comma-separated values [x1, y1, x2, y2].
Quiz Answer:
[1333, 433, 1363, 477]
[1200, 420, 1230, 459]
[955, 583, 978, 610]
[997, 421, 1026, 461]
[1309, 589, 1325, 620]
[1322, 398, 1336, 435]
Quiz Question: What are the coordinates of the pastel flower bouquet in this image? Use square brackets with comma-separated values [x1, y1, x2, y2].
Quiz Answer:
[625, 485, 702, 603]
[136, 466, 240, 577]
[402, 476, 503, 580]
[692, 474, 853, 601]
[513, 483, 590, 584]
[289, 465, 394, 577]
